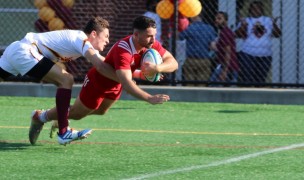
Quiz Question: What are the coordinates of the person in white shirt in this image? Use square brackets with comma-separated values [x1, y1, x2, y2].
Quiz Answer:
[0, 16, 118, 145]
[143, 0, 162, 43]
[235, 0, 281, 84]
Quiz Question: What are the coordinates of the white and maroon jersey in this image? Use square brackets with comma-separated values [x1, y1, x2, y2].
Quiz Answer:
[237, 16, 274, 56]
[22, 30, 99, 62]
[87, 35, 166, 90]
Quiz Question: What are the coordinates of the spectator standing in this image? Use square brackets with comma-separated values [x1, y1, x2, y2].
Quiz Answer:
[209, 11, 238, 84]
[143, 0, 162, 43]
[235, 0, 281, 83]
[179, 15, 216, 84]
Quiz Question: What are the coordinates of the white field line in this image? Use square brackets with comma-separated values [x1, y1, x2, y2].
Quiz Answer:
[123, 142, 304, 180]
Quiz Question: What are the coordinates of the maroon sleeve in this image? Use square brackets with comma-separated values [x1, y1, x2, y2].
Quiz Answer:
[217, 28, 234, 49]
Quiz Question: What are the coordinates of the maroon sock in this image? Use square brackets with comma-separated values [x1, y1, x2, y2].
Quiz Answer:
[56, 88, 71, 135]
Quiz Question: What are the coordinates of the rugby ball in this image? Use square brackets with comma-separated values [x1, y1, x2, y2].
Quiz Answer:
[141, 48, 163, 82]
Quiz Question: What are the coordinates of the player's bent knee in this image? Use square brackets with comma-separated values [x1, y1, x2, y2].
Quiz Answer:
[59, 73, 74, 88]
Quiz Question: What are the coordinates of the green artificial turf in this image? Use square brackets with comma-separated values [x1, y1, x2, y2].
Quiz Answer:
[0, 96, 303, 180]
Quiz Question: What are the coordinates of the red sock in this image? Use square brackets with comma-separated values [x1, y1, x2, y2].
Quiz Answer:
[56, 88, 71, 135]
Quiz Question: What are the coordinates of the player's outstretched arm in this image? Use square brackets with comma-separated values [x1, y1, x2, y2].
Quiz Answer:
[84, 48, 120, 83]
[148, 94, 170, 104]
[117, 69, 169, 104]
[157, 50, 178, 73]
[141, 50, 178, 79]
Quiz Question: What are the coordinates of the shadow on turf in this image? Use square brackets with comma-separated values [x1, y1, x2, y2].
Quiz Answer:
[0, 141, 31, 151]
[216, 110, 251, 113]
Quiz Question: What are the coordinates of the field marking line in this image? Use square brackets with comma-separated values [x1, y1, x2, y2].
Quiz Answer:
[94, 128, 304, 136]
[0, 126, 303, 137]
[122, 142, 304, 180]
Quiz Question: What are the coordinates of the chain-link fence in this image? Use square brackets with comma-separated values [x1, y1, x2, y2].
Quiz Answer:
[0, 0, 304, 87]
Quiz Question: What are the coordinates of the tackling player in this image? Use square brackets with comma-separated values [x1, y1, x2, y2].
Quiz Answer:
[32, 16, 178, 138]
[0, 16, 118, 145]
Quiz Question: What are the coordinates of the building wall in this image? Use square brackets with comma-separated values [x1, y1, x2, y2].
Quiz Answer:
[72, 0, 146, 55]
[64, 0, 173, 82]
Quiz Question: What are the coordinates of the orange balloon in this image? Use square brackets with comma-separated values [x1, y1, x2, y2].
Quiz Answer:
[156, 0, 174, 19]
[34, 0, 48, 9]
[62, 0, 75, 8]
[48, 18, 65, 30]
[178, 0, 202, 18]
[38, 6, 55, 22]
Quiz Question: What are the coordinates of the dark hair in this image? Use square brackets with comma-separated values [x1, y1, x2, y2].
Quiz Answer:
[249, 1, 264, 15]
[217, 11, 228, 21]
[146, 0, 159, 12]
[83, 16, 109, 34]
[132, 16, 156, 31]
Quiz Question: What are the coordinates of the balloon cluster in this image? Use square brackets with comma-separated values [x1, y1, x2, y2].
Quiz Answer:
[156, 0, 202, 31]
[34, 0, 76, 32]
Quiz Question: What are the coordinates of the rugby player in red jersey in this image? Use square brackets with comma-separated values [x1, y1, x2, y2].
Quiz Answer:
[32, 16, 178, 139]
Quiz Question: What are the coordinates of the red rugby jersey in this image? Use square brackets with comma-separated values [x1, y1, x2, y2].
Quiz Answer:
[87, 35, 166, 90]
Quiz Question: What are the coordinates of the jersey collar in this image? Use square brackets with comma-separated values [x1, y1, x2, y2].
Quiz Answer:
[129, 36, 138, 55]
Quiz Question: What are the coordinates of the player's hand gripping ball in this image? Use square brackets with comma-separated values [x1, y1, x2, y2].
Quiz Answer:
[141, 48, 163, 82]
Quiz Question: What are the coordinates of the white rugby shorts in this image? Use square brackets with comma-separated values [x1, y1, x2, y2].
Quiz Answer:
[0, 40, 43, 76]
